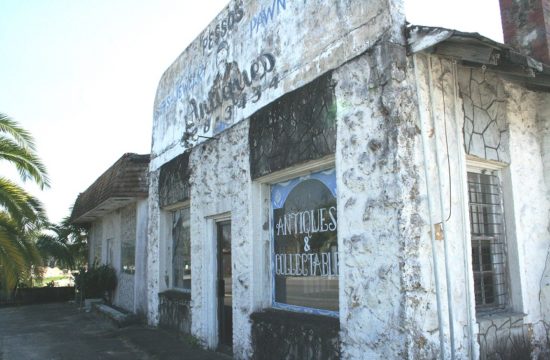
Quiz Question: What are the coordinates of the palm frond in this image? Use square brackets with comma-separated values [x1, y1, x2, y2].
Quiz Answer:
[0, 136, 50, 188]
[0, 177, 46, 226]
[0, 113, 36, 151]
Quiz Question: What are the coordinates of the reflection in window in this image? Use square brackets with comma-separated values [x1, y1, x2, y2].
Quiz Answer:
[272, 169, 338, 313]
[172, 208, 191, 290]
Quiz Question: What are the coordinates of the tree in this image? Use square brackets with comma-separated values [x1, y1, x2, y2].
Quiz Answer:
[37, 217, 88, 270]
[0, 113, 49, 290]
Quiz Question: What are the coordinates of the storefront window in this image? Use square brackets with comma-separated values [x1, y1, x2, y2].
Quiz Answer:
[172, 207, 191, 290]
[271, 169, 338, 313]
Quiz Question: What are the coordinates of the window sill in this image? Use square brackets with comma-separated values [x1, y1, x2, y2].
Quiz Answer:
[476, 309, 526, 332]
[251, 308, 339, 330]
[476, 309, 525, 321]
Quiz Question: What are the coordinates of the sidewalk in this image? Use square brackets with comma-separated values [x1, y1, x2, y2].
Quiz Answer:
[0, 302, 230, 360]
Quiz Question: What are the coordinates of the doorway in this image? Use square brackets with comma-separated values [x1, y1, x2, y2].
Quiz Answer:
[217, 221, 232, 352]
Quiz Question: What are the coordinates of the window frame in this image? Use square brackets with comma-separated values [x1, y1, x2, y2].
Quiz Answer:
[269, 167, 339, 317]
[466, 163, 511, 314]
[162, 202, 192, 293]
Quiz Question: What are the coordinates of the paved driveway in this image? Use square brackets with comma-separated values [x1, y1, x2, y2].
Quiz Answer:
[0, 302, 229, 360]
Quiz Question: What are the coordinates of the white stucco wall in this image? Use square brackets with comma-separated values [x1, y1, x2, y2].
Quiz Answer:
[413, 53, 550, 358]
[146, 170, 161, 325]
[134, 199, 149, 316]
[86, 201, 148, 315]
[188, 120, 257, 359]
[150, 0, 405, 170]
[144, 0, 550, 358]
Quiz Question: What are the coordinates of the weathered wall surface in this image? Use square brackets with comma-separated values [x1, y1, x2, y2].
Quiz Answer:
[86, 202, 148, 315]
[459, 66, 510, 162]
[134, 199, 149, 316]
[151, 0, 404, 170]
[115, 204, 136, 312]
[189, 120, 252, 358]
[250, 310, 340, 359]
[158, 290, 192, 334]
[502, 83, 550, 352]
[89, 220, 103, 265]
[413, 54, 550, 358]
[334, 43, 430, 358]
[537, 93, 550, 347]
[413, 55, 478, 359]
[147, 169, 162, 325]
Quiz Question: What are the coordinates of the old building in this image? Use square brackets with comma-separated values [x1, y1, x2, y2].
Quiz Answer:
[67, 0, 550, 358]
[70, 153, 149, 316]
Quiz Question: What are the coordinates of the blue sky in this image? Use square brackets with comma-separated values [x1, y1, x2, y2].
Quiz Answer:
[0, 0, 503, 223]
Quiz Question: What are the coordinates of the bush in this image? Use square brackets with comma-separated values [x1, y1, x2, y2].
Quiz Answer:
[75, 265, 117, 302]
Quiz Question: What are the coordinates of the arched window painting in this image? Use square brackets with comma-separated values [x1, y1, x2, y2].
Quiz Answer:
[271, 169, 338, 313]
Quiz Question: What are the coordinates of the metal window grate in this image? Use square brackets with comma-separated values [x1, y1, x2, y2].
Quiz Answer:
[468, 172, 508, 312]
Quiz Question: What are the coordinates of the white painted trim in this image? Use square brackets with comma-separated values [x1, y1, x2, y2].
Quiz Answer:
[203, 216, 219, 349]
[254, 155, 335, 184]
[208, 211, 231, 222]
[466, 155, 508, 171]
[162, 200, 191, 211]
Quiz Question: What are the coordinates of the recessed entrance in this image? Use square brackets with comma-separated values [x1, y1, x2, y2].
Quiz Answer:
[217, 221, 232, 353]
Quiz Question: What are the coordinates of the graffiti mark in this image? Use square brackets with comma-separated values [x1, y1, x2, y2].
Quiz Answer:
[201, 0, 244, 55]
[179, 47, 278, 146]
[249, 0, 287, 36]
[155, 65, 207, 119]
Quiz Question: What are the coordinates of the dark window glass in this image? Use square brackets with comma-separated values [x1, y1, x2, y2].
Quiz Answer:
[172, 208, 191, 290]
[272, 169, 338, 312]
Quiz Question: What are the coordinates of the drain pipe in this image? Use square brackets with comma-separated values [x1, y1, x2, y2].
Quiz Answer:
[451, 60, 476, 359]
[426, 56, 456, 360]
[413, 53, 446, 359]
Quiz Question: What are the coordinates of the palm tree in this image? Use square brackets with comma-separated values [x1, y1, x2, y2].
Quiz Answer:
[0, 113, 49, 290]
[37, 217, 88, 270]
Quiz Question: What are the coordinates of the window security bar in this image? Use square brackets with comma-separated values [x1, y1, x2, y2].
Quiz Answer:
[467, 172, 508, 314]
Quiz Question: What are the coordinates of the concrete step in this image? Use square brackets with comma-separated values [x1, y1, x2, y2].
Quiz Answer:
[92, 303, 139, 328]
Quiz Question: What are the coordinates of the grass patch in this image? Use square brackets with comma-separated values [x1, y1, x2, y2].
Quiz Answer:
[34, 275, 72, 287]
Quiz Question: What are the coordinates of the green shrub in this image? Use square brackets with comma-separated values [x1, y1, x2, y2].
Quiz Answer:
[75, 265, 117, 302]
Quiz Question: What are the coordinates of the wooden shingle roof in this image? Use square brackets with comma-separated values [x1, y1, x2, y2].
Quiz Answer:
[70, 153, 150, 224]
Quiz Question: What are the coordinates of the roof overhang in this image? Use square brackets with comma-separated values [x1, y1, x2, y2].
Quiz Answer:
[70, 153, 150, 224]
[71, 197, 143, 224]
[407, 25, 550, 92]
